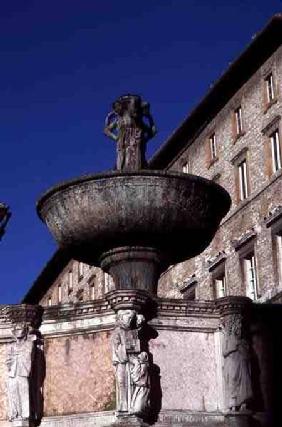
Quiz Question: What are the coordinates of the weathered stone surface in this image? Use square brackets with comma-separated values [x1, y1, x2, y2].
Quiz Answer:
[37, 171, 230, 273]
[43, 331, 115, 416]
[158, 45, 282, 302]
[149, 329, 221, 412]
[0, 344, 8, 420]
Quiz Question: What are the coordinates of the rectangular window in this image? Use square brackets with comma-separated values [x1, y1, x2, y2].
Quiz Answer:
[265, 73, 275, 103]
[209, 133, 217, 160]
[182, 161, 189, 174]
[235, 106, 243, 136]
[48, 296, 52, 306]
[58, 284, 62, 304]
[68, 270, 73, 293]
[214, 275, 226, 298]
[270, 130, 282, 173]
[238, 159, 248, 201]
[90, 284, 95, 300]
[244, 254, 258, 300]
[78, 262, 84, 280]
[88, 274, 96, 299]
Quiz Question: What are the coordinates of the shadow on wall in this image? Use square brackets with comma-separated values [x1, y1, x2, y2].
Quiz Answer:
[31, 330, 46, 426]
[251, 303, 282, 427]
[139, 321, 162, 425]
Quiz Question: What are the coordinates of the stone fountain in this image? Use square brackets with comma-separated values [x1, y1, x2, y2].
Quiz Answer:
[37, 94, 231, 426]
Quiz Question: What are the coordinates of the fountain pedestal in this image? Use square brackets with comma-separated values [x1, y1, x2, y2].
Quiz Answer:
[100, 246, 161, 294]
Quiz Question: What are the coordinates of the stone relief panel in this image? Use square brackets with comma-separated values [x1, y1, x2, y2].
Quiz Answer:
[43, 331, 115, 416]
[149, 329, 219, 412]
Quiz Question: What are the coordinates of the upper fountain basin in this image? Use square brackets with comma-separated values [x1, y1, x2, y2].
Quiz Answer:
[37, 170, 231, 267]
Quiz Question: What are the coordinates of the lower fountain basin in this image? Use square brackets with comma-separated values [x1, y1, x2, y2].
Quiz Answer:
[37, 170, 231, 269]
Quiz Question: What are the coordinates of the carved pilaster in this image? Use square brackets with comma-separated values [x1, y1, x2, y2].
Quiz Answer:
[4, 305, 44, 427]
[216, 297, 253, 426]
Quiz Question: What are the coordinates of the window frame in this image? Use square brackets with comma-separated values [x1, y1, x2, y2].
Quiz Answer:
[243, 252, 259, 301]
[182, 160, 190, 174]
[234, 105, 244, 137]
[58, 284, 62, 304]
[265, 73, 275, 104]
[209, 133, 217, 161]
[270, 129, 282, 173]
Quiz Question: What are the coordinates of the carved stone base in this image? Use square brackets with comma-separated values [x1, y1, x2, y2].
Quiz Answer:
[11, 420, 30, 427]
[225, 411, 252, 427]
[111, 414, 149, 426]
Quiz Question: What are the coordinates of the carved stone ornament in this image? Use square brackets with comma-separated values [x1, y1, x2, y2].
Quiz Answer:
[222, 313, 253, 413]
[104, 94, 157, 171]
[5, 305, 44, 426]
[106, 289, 152, 313]
[111, 309, 150, 421]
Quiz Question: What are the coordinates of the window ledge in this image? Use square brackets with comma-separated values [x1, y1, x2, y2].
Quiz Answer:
[264, 205, 282, 228]
[232, 228, 256, 252]
[208, 156, 219, 169]
[233, 131, 246, 144]
[264, 98, 278, 114]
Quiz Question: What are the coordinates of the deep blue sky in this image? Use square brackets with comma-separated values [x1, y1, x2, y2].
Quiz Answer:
[0, 0, 280, 303]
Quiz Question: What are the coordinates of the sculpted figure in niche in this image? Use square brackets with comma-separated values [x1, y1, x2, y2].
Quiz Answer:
[223, 314, 253, 411]
[104, 94, 157, 171]
[6, 324, 35, 422]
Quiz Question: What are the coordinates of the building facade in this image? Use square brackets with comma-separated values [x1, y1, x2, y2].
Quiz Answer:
[151, 15, 282, 304]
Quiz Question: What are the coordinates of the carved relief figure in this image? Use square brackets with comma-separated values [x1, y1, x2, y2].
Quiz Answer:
[112, 309, 137, 413]
[6, 324, 35, 421]
[111, 309, 150, 417]
[130, 351, 150, 416]
[104, 94, 156, 171]
[223, 314, 253, 411]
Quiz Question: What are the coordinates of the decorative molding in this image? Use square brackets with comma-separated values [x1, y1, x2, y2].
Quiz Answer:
[4, 304, 43, 328]
[230, 146, 248, 165]
[261, 114, 281, 135]
[157, 298, 218, 316]
[207, 251, 227, 272]
[43, 300, 111, 321]
[264, 205, 282, 228]
[232, 228, 256, 251]
[216, 296, 252, 315]
[106, 289, 153, 313]
[178, 275, 198, 294]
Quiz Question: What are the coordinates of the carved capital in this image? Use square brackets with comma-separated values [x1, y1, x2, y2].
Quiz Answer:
[106, 289, 152, 313]
[4, 304, 43, 330]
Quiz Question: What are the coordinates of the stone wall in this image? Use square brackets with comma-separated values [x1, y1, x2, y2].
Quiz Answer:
[159, 45, 282, 302]
[149, 329, 222, 412]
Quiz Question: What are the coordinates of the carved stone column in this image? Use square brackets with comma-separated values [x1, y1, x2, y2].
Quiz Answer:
[4, 304, 44, 427]
[106, 290, 154, 426]
[216, 297, 253, 427]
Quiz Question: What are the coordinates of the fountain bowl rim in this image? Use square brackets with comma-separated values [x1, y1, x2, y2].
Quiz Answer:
[37, 169, 231, 220]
